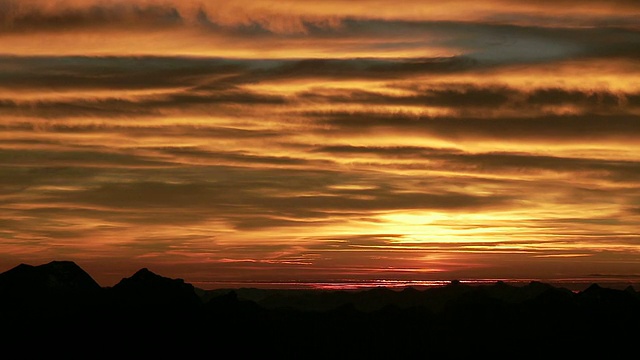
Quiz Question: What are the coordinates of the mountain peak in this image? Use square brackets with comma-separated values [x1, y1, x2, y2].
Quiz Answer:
[130, 267, 158, 279]
[112, 267, 201, 308]
[582, 283, 604, 295]
[117, 267, 187, 286]
[0, 259, 101, 292]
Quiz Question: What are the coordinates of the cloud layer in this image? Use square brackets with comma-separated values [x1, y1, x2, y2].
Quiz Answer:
[1, 0, 639, 287]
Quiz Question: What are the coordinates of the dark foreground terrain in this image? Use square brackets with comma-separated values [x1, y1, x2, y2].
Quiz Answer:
[1, 261, 639, 358]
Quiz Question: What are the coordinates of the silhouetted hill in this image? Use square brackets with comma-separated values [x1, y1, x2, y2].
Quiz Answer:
[110, 267, 202, 309]
[1, 260, 639, 357]
[0, 260, 101, 294]
[199, 279, 573, 313]
[0, 260, 106, 353]
[0, 260, 102, 316]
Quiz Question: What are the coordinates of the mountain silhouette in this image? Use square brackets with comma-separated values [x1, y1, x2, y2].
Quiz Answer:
[110, 267, 202, 309]
[0, 260, 101, 294]
[0, 260, 102, 318]
[1, 260, 639, 357]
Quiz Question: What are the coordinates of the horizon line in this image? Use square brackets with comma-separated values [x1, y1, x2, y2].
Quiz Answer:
[190, 277, 640, 291]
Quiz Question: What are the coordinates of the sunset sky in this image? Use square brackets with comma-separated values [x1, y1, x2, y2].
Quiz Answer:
[1, 0, 639, 289]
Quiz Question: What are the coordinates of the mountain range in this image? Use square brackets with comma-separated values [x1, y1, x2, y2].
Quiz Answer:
[1, 260, 639, 357]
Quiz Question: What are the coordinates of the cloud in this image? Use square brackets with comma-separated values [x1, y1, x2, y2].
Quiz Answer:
[0, 148, 170, 168]
[58, 175, 510, 220]
[0, 91, 287, 119]
[313, 145, 640, 182]
[0, 1, 184, 33]
[313, 111, 640, 142]
[2, 1, 639, 61]
[0, 55, 248, 90]
[2, 55, 636, 131]
[299, 84, 634, 111]
[3, 55, 476, 87]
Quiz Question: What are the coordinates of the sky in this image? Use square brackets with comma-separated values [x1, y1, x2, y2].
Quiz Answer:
[1, 0, 639, 289]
